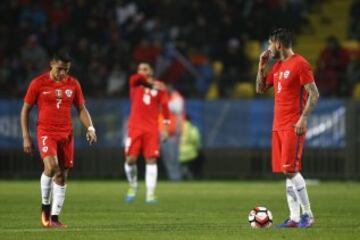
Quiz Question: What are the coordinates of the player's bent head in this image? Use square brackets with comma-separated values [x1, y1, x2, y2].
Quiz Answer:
[50, 51, 72, 79]
[269, 28, 293, 49]
[137, 62, 154, 77]
[52, 50, 72, 64]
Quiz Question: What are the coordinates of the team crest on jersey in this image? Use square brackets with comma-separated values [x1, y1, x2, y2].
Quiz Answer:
[279, 72, 283, 80]
[42, 146, 48, 153]
[150, 89, 158, 96]
[55, 89, 62, 98]
[283, 70, 290, 79]
[65, 89, 73, 97]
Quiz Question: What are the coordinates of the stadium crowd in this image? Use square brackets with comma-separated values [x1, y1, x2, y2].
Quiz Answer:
[3, 0, 358, 99]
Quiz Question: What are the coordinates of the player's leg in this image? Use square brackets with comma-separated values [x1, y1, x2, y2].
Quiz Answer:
[144, 157, 158, 203]
[282, 130, 314, 228]
[124, 155, 138, 202]
[41, 155, 60, 227]
[285, 178, 300, 223]
[50, 168, 68, 228]
[38, 133, 59, 227]
[272, 131, 300, 228]
[144, 130, 160, 203]
[288, 172, 314, 228]
[48, 135, 74, 228]
[124, 129, 141, 203]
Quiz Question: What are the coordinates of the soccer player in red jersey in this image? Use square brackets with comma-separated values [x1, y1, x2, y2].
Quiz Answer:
[20, 51, 97, 228]
[256, 29, 320, 228]
[124, 62, 170, 203]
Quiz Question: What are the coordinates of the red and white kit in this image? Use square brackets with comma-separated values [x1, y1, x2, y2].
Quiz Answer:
[24, 72, 85, 168]
[266, 54, 315, 173]
[125, 73, 170, 159]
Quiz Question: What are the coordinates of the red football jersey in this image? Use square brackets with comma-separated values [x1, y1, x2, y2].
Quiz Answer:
[24, 72, 85, 133]
[266, 54, 315, 130]
[128, 73, 170, 131]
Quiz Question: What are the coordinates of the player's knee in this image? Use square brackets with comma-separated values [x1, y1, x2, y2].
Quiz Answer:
[126, 156, 137, 165]
[145, 158, 157, 164]
[43, 156, 61, 176]
[53, 172, 67, 185]
[44, 163, 60, 176]
[283, 172, 297, 178]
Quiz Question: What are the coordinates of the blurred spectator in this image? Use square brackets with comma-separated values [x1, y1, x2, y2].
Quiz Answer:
[133, 39, 162, 65]
[218, 38, 251, 97]
[349, 0, 360, 40]
[19, 2, 47, 31]
[19, 34, 48, 94]
[21, 35, 48, 72]
[189, 48, 214, 98]
[48, 0, 69, 27]
[0, 0, 318, 98]
[179, 115, 202, 180]
[87, 59, 108, 97]
[107, 63, 128, 97]
[316, 36, 350, 97]
[347, 56, 360, 92]
[159, 85, 185, 181]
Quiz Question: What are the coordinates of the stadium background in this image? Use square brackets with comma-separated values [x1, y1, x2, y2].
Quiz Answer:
[0, 0, 360, 180]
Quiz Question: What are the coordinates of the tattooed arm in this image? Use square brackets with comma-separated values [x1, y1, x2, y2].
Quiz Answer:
[256, 69, 267, 94]
[302, 82, 320, 118]
[293, 82, 320, 135]
[256, 50, 272, 94]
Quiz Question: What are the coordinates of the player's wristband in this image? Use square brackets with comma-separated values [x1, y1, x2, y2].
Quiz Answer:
[163, 119, 171, 125]
[87, 126, 96, 132]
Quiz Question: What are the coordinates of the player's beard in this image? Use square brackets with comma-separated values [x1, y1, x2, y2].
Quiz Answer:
[271, 49, 281, 59]
[56, 73, 66, 81]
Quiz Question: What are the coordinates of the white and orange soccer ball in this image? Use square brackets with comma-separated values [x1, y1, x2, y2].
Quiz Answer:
[248, 206, 273, 229]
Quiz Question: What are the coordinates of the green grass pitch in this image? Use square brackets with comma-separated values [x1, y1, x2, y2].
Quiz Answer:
[0, 181, 360, 240]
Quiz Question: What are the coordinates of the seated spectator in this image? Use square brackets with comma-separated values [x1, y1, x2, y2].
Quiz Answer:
[347, 55, 360, 92]
[349, 0, 360, 40]
[107, 63, 127, 97]
[0, 0, 319, 98]
[316, 36, 350, 97]
[189, 48, 214, 98]
[133, 39, 162, 66]
[218, 38, 251, 97]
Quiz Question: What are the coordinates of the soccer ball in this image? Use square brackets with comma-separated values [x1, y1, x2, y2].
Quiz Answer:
[248, 206, 273, 229]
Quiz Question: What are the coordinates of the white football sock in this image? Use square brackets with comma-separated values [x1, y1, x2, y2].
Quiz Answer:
[286, 178, 300, 222]
[51, 182, 66, 216]
[145, 164, 157, 199]
[124, 163, 138, 190]
[290, 173, 313, 218]
[40, 173, 52, 205]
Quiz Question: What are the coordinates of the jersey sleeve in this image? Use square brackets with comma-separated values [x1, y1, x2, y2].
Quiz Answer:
[73, 80, 85, 108]
[160, 90, 170, 123]
[129, 73, 148, 87]
[299, 60, 314, 86]
[265, 67, 275, 86]
[24, 80, 39, 105]
[168, 94, 184, 115]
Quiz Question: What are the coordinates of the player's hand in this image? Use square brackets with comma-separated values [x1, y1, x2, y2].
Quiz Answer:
[86, 129, 97, 145]
[152, 81, 166, 91]
[23, 136, 34, 155]
[293, 116, 307, 136]
[259, 50, 271, 70]
[161, 130, 169, 142]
